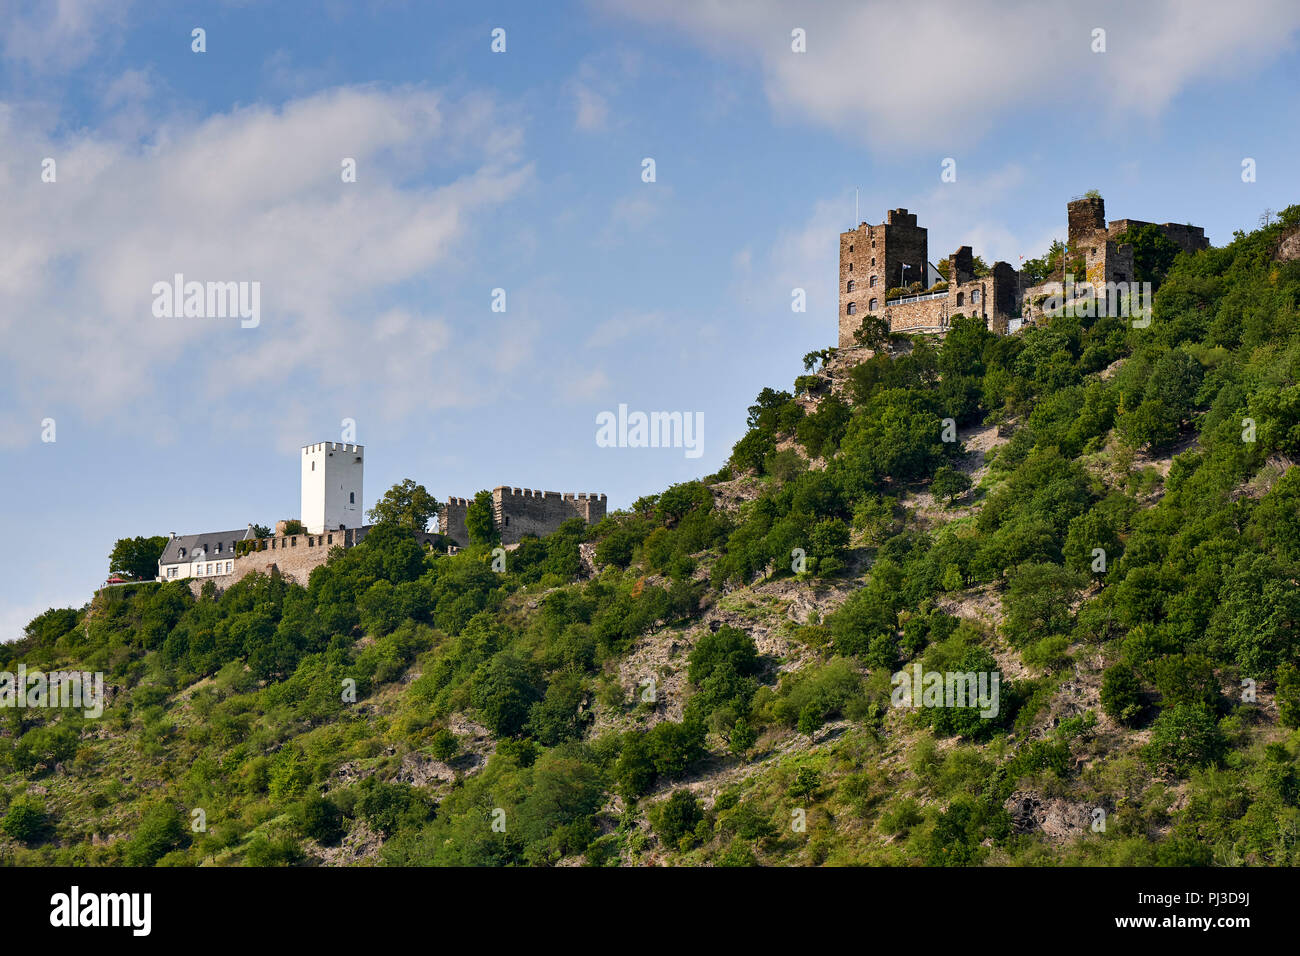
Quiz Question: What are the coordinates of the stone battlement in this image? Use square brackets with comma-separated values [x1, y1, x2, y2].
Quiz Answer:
[439, 485, 608, 547]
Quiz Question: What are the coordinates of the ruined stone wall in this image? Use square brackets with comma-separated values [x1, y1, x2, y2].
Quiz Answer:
[439, 497, 471, 547]
[494, 487, 607, 546]
[1106, 219, 1209, 253]
[1068, 197, 1107, 247]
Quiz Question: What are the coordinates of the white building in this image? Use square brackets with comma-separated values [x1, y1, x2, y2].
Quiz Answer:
[301, 441, 364, 534]
[157, 527, 255, 582]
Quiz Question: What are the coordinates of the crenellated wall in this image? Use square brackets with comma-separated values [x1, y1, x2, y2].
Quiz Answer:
[438, 487, 607, 547]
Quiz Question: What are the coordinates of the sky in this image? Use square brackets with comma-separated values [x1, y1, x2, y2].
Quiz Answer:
[2, 0, 1299, 640]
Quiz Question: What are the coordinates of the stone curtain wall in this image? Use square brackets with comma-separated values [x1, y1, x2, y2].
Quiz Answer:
[494, 488, 607, 546]
[187, 526, 443, 595]
[439, 498, 472, 548]
[884, 296, 947, 332]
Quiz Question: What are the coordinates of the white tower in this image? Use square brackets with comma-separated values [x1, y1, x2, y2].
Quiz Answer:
[302, 441, 364, 533]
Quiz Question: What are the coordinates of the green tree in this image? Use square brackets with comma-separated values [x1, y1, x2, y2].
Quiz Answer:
[651, 790, 703, 850]
[124, 802, 187, 866]
[367, 479, 440, 531]
[465, 490, 499, 545]
[108, 535, 169, 580]
[930, 465, 972, 505]
[1143, 704, 1225, 775]
[1101, 663, 1144, 725]
[0, 797, 48, 844]
[1114, 223, 1183, 285]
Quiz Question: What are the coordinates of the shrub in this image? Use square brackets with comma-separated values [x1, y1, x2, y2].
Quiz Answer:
[1, 797, 48, 844]
[1143, 704, 1225, 775]
[651, 790, 703, 850]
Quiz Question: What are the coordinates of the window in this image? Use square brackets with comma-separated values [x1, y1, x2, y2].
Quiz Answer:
[312, 461, 315, 471]
[972, 290, 981, 303]
[328, 534, 333, 544]
[178, 547, 186, 558]
[846, 279, 855, 292]
[168, 567, 177, 579]
[349, 492, 355, 504]
[848, 244, 853, 253]
[206, 563, 213, 574]
[871, 257, 876, 266]
[215, 543, 222, 554]
[848, 263, 853, 272]
[846, 302, 857, 315]
[869, 298, 878, 310]
[504, 516, 510, 526]
[870, 275, 877, 287]
[956, 292, 964, 306]
[225, 561, 232, 573]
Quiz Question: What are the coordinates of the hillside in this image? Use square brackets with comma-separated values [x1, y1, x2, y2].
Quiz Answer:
[5, 207, 1300, 867]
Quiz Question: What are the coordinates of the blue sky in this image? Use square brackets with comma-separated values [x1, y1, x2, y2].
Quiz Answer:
[3, 0, 1299, 639]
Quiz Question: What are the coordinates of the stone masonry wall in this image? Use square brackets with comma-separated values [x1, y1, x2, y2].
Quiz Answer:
[883, 295, 947, 332]
[495, 487, 607, 546]
[838, 209, 928, 348]
[187, 526, 442, 595]
[439, 497, 472, 548]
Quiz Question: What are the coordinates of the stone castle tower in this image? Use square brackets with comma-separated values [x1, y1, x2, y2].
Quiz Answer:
[838, 208, 929, 348]
[301, 441, 364, 534]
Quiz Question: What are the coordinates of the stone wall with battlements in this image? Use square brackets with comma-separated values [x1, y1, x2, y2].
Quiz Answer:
[187, 526, 442, 594]
[437, 488, 607, 547]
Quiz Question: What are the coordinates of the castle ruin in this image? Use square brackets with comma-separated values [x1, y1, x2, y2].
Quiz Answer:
[838, 195, 1208, 346]
[439, 487, 608, 547]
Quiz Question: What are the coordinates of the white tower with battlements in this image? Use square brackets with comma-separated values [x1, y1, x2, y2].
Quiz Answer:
[302, 442, 364, 533]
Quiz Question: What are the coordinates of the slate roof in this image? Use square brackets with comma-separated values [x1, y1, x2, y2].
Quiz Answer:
[159, 528, 254, 567]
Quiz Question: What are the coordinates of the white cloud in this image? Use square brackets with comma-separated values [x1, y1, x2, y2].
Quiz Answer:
[573, 85, 610, 131]
[1, 0, 129, 72]
[594, 0, 1300, 149]
[0, 85, 533, 445]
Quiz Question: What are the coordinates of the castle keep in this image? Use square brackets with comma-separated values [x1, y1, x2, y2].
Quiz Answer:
[439, 487, 608, 547]
[838, 195, 1208, 346]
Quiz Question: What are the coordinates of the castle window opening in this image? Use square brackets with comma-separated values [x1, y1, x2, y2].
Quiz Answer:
[846, 280, 855, 292]
[328, 535, 333, 544]
[972, 290, 981, 303]
[870, 275, 877, 287]
[956, 293, 964, 306]
[846, 302, 857, 315]
[869, 298, 878, 310]
[871, 257, 876, 266]
[349, 492, 355, 504]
